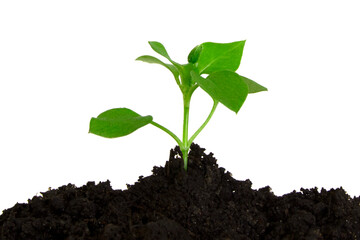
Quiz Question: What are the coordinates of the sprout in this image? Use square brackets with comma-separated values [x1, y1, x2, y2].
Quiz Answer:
[89, 41, 267, 170]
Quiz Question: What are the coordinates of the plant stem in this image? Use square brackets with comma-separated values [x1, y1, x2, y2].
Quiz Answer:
[189, 100, 218, 144]
[182, 93, 191, 170]
[151, 121, 183, 148]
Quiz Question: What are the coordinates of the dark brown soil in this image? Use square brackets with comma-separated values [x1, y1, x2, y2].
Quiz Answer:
[1, 144, 359, 240]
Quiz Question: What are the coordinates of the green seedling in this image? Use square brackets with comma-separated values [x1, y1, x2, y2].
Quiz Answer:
[89, 41, 267, 170]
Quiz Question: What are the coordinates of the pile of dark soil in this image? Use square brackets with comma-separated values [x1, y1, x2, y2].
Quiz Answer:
[1, 144, 359, 240]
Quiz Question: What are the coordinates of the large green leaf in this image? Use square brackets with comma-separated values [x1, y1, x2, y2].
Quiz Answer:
[89, 108, 153, 138]
[196, 41, 246, 74]
[240, 75, 268, 93]
[136, 55, 179, 80]
[191, 71, 248, 113]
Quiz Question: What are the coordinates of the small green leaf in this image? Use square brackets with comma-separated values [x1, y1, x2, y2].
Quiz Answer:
[148, 41, 183, 72]
[188, 45, 203, 63]
[240, 76, 268, 93]
[191, 71, 248, 113]
[136, 55, 180, 80]
[148, 41, 172, 61]
[196, 41, 246, 74]
[89, 108, 153, 138]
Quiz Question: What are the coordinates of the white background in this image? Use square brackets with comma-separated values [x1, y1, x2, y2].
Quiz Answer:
[1, 0, 359, 213]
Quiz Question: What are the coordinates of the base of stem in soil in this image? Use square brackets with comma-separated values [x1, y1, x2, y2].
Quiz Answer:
[1, 143, 359, 240]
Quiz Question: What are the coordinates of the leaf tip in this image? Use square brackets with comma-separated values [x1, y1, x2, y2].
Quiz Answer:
[148, 41, 158, 50]
[148, 41, 159, 46]
[135, 55, 146, 62]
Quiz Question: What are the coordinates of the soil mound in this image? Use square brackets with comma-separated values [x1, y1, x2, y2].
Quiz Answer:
[1, 144, 359, 239]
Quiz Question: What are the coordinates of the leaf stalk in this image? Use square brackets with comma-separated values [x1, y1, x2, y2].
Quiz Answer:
[189, 100, 218, 144]
[150, 121, 183, 148]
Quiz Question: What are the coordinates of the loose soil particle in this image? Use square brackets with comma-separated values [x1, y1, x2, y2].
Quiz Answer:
[1, 144, 359, 239]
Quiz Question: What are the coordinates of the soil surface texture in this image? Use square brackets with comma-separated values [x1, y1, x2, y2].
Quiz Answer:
[1, 144, 360, 240]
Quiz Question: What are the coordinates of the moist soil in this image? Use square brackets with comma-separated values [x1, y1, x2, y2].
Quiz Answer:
[1, 144, 359, 240]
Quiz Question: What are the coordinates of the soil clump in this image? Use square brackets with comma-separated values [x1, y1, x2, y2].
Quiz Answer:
[1, 144, 359, 239]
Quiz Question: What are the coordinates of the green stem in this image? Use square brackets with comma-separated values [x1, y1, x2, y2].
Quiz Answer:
[180, 84, 198, 171]
[182, 93, 191, 171]
[174, 75, 181, 87]
[151, 121, 183, 148]
[188, 100, 218, 144]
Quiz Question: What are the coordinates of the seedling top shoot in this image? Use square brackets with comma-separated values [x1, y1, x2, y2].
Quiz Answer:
[89, 41, 267, 170]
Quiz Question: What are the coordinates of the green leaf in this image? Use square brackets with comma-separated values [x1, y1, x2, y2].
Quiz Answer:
[240, 76, 268, 93]
[196, 41, 246, 74]
[89, 108, 153, 138]
[188, 45, 203, 63]
[148, 41, 183, 73]
[148, 41, 172, 61]
[136, 55, 180, 80]
[191, 71, 248, 113]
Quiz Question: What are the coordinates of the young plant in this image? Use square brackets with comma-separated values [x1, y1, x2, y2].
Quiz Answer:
[89, 41, 267, 170]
